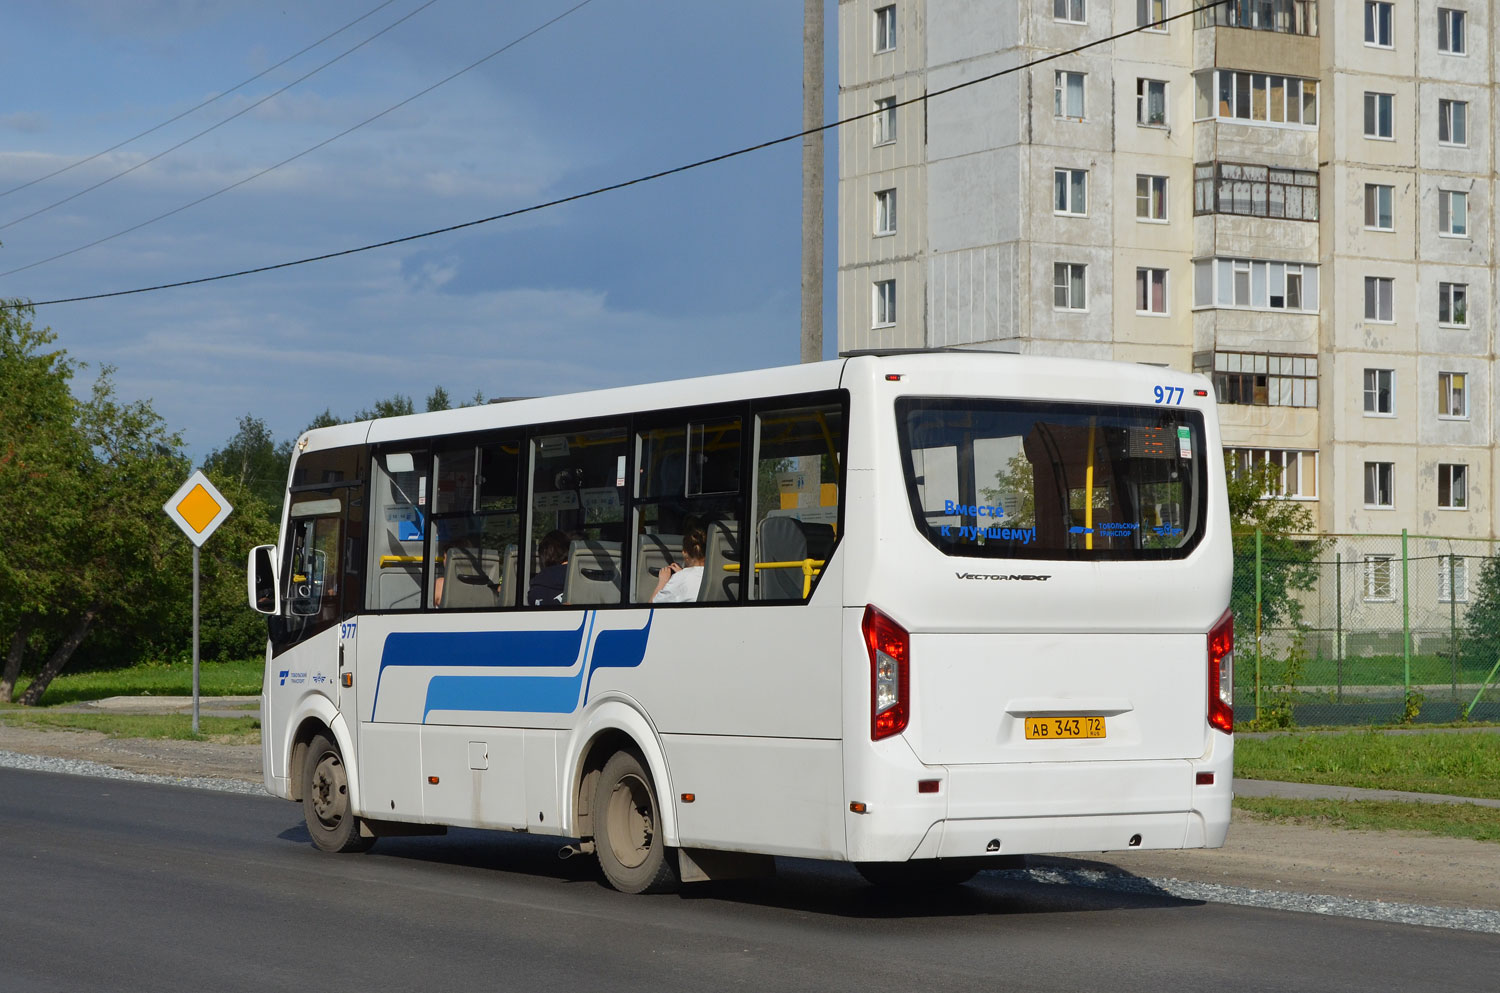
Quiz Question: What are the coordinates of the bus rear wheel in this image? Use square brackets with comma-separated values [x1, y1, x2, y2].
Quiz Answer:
[303, 732, 375, 854]
[592, 751, 678, 894]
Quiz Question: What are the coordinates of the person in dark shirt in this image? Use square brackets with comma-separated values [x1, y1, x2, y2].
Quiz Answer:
[527, 530, 570, 606]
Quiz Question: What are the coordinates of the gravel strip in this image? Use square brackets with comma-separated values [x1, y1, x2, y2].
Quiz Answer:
[0, 748, 268, 798]
[1003, 865, 1500, 935]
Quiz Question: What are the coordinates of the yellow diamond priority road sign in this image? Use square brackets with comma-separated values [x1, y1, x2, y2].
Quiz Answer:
[164, 470, 233, 547]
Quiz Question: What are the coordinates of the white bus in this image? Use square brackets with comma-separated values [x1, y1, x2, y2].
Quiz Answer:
[248, 350, 1233, 892]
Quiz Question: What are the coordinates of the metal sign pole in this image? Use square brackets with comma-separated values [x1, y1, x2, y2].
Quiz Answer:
[193, 544, 201, 734]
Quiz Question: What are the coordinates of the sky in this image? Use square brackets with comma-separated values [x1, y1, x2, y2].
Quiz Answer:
[1, 0, 838, 460]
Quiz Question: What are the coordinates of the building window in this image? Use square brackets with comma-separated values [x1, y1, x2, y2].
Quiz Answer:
[1365, 554, 1393, 600]
[1438, 8, 1466, 55]
[874, 188, 897, 236]
[1053, 262, 1087, 311]
[1439, 372, 1467, 419]
[1053, 169, 1088, 216]
[1227, 448, 1319, 499]
[873, 97, 896, 146]
[1055, 71, 1086, 119]
[1054, 0, 1086, 23]
[1193, 162, 1317, 221]
[1439, 99, 1468, 146]
[1137, 78, 1168, 126]
[1137, 175, 1168, 221]
[1196, 70, 1317, 127]
[1363, 368, 1394, 416]
[1197, 0, 1318, 35]
[1438, 467, 1469, 512]
[873, 279, 896, 327]
[874, 5, 896, 53]
[1364, 462, 1394, 509]
[1365, 1, 1393, 47]
[1193, 258, 1318, 313]
[1439, 282, 1468, 326]
[1363, 184, 1393, 230]
[1206, 351, 1318, 407]
[1439, 190, 1469, 237]
[1364, 276, 1394, 322]
[1136, 268, 1168, 314]
[1438, 555, 1468, 603]
[1364, 92, 1394, 139]
[1139, 0, 1167, 30]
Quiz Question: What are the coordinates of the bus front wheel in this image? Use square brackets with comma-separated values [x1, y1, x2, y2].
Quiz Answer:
[592, 751, 678, 894]
[303, 732, 375, 854]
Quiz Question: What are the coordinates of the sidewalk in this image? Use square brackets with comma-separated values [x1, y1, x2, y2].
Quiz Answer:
[52, 694, 262, 721]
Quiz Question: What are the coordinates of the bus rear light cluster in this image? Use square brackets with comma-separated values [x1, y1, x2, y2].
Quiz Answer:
[1208, 608, 1234, 734]
[863, 605, 910, 741]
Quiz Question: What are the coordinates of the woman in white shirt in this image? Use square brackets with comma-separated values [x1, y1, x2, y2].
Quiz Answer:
[651, 525, 707, 603]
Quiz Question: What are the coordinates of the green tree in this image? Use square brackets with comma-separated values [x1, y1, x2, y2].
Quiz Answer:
[14, 372, 191, 704]
[356, 393, 414, 420]
[425, 385, 451, 412]
[1226, 456, 1322, 639]
[0, 303, 88, 701]
[202, 414, 291, 513]
[1459, 556, 1500, 676]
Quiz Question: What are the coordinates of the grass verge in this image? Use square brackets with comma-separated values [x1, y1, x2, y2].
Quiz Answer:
[9, 658, 263, 706]
[0, 710, 259, 742]
[1235, 730, 1500, 799]
[1235, 797, 1500, 844]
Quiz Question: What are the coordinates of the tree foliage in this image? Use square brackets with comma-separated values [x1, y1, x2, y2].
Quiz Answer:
[1226, 457, 1322, 639]
[0, 340, 480, 703]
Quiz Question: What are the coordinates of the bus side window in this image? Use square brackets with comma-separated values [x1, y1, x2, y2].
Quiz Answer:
[632, 414, 742, 604]
[751, 403, 845, 602]
[367, 451, 429, 611]
[429, 438, 521, 609]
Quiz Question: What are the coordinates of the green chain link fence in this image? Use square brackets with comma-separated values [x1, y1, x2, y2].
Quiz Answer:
[1234, 530, 1500, 727]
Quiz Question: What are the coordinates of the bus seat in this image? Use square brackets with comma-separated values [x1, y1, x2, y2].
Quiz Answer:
[635, 533, 681, 603]
[757, 517, 832, 601]
[699, 520, 741, 602]
[440, 547, 502, 609]
[564, 540, 622, 605]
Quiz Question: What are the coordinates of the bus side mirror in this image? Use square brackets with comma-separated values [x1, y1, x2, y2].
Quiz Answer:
[248, 545, 280, 615]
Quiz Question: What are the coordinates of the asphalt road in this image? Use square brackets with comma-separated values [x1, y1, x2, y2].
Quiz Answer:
[2, 767, 1496, 993]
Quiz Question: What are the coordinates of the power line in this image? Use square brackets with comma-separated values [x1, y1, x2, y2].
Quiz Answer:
[0, 0, 403, 201]
[0, 0, 600, 279]
[0, 0, 442, 233]
[3, 2, 1222, 310]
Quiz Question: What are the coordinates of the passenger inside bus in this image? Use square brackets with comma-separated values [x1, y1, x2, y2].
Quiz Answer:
[527, 530, 571, 606]
[651, 523, 707, 603]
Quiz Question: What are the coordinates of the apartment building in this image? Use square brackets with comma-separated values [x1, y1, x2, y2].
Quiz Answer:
[837, 0, 1498, 578]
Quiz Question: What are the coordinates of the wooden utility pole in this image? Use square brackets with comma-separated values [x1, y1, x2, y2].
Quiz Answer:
[800, 0, 825, 363]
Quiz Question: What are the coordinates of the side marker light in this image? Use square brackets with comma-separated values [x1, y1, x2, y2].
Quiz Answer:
[917, 779, 940, 794]
[849, 801, 868, 814]
[427, 776, 439, 785]
[681, 793, 696, 804]
[1196, 772, 1215, 786]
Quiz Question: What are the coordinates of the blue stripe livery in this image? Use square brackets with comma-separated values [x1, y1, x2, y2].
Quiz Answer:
[369, 612, 653, 722]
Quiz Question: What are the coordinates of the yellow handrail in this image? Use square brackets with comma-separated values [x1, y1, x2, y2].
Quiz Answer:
[722, 558, 826, 598]
[379, 554, 445, 568]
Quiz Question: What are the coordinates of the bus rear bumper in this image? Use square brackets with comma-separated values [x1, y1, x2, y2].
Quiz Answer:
[847, 750, 1233, 863]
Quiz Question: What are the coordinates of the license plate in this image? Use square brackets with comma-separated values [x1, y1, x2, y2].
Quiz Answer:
[1024, 716, 1106, 740]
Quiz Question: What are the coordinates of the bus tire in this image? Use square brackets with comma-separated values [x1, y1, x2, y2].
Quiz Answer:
[303, 732, 375, 854]
[593, 750, 678, 894]
[856, 860, 979, 889]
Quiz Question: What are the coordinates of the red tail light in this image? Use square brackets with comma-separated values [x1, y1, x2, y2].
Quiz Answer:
[1208, 608, 1234, 734]
[863, 605, 909, 740]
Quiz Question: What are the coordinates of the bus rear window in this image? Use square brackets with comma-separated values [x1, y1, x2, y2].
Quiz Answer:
[897, 398, 1207, 560]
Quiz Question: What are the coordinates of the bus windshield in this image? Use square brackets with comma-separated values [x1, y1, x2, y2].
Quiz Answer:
[897, 397, 1207, 560]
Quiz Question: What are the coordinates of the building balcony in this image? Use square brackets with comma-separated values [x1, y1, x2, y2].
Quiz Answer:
[1194, 162, 1318, 221]
[1195, 0, 1318, 37]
